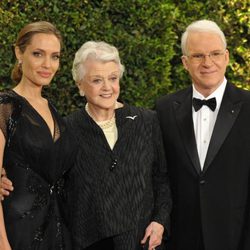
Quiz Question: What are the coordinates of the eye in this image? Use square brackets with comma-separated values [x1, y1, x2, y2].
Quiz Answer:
[211, 52, 222, 57]
[52, 54, 60, 60]
[92, 78, 103, 84]
[192, 54, 204, 59]
[110, 76, 118, 82]
[32, 51, 42, 57]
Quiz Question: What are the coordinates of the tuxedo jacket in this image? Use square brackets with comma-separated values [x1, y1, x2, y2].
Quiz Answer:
[155, 82, 250, 250]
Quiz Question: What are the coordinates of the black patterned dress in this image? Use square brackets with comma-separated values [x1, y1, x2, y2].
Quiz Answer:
[0, 90, 76, 250]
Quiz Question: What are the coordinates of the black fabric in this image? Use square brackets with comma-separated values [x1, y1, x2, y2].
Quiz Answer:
[192, 97, 217, 111]
[65, 104, 172, 249]
[82, 238, 113, 250]
[78, 230, 167, 250]
[0, 90, 77, 250]
[156, 83, 250, 250]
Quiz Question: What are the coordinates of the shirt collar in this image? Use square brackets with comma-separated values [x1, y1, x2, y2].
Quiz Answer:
[192, 77, 227, 111]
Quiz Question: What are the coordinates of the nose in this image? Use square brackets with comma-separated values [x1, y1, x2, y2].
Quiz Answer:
[102, 79, 112, 89]
[203, 54, 214, 65]
[42, 56, 51, 68]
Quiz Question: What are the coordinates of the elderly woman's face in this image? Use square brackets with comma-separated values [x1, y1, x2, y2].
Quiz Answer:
[78, 60, 120, 110]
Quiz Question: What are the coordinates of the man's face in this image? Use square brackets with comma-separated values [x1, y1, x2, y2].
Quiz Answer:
[182, 32, 229, 97]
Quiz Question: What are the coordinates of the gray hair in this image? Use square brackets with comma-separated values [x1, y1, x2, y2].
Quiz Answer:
[181, 19, 227, 55]
[72, 41, 125, 82]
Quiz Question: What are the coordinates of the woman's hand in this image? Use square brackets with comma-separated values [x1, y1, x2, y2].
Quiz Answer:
[0, 169, 13, 200]
[141, 221, 164, 250]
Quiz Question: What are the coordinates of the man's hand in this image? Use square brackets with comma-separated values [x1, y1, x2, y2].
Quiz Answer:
[141, 221, 164, 250]
[0, 168, 13, 200]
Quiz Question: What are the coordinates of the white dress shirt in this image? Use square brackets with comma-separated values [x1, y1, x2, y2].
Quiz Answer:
[192, 78, 227, 169]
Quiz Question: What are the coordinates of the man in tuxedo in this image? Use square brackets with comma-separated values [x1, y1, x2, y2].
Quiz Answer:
[156, 19, 250, 250]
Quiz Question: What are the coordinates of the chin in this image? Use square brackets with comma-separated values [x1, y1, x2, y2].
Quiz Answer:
[40, 81, 52, 86]
[101, 100, 116, 106]
[99, 104, 116, 110]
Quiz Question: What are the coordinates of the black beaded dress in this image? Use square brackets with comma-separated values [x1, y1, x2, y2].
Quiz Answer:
[0, 90, 76, 250]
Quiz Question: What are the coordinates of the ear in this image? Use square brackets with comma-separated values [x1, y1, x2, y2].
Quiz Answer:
[225, 49, 230, 65]
[76, 81, 85, 96]
[76, 81, 82, 90]
[181, 55, 189, 71]
[15, 46, 23, 62]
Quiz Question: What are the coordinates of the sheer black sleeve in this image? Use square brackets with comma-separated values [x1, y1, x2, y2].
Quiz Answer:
[0, 93, 14, 139]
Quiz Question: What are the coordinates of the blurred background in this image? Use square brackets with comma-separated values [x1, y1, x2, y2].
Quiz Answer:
[0, 0, 249, 115]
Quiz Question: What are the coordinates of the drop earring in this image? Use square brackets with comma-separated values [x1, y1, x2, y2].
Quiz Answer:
[79, 90, 85, 96]
[18, 60, 22, 67]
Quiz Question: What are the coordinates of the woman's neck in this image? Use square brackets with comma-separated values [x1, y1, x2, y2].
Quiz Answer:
[13, 82, 43, 100]
[85, 103, 116, 122]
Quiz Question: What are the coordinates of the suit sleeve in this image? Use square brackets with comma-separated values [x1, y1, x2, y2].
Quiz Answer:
[151, 112, 172, 235]
[242, 178, 250, 249]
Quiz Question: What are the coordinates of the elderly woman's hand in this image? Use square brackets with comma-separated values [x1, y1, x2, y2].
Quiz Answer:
[0, 168, 13, 200]
[141, 221, 164, 250]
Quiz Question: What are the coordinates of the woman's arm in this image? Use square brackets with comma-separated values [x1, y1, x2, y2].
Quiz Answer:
[0, 129, 12, 249]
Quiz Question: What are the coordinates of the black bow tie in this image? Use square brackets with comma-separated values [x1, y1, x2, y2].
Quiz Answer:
[192, 97, 217, 112]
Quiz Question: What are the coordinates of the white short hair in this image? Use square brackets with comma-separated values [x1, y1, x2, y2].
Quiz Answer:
[181, 19, 227, 55]
[72, 41, 125, 82]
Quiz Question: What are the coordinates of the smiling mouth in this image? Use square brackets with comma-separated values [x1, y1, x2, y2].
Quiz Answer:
[201, 70, 217, 75]
[100, 94, 112, 98]
[38, 72, 52, 78]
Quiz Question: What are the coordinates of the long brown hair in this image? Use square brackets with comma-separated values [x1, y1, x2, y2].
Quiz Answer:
[11, 21, 62, 83]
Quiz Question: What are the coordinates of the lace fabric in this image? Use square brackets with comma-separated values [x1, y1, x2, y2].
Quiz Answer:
[0, 90, 76, 250]
[0, 93, 15, 139]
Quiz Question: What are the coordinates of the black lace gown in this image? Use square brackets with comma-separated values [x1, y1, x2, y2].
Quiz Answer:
[0, 90, 76, 250]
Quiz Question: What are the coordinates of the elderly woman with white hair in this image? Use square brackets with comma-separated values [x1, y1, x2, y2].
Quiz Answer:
[65, 41, 172, 250]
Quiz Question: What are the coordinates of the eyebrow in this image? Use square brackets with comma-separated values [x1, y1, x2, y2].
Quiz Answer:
[89, 71, 120, 77]
[191, 49, 224, 54]
[33, 48, 61, 54]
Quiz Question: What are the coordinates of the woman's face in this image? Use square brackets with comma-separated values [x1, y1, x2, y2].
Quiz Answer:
[78, 60, 120, 111]
[16, 33, 61, 87]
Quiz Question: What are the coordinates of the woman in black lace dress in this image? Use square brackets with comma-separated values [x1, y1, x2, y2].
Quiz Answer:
[0, 21, 76, 250]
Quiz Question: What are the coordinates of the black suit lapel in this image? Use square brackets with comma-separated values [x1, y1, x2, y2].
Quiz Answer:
[174, 87, 201, 174]
[203, 83, 242, 173]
